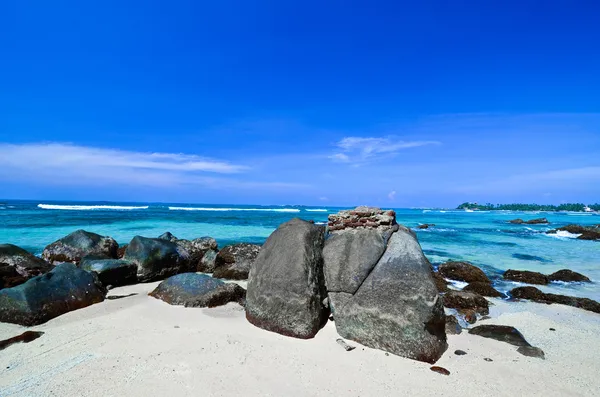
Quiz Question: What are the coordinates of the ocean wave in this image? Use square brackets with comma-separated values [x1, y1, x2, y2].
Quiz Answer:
[38, 204, 149, 210]
[168, 207, 301, 213]
[315, 221, 327, 225]
[305, 209, 328, 212]
[566, 213, 593, 216]
[548, 230, 582, 239]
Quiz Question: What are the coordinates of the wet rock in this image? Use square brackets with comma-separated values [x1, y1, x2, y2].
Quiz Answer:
[246, 219, 328, 339]
[503, 269, 549, 285]
[0, 244, 53, 289]
[517, 346, 545, 359]
[445, 315, 462, 335]
[124, 236, 192, 283]
[418, 224, 435, 229]
[213, 243, 260, 280]
[42, 230, 118, 264]
[438, 261, 491, 283]
[80, 256, 137, 287]
[430, 366, 450, 376]
[0, 263, 106, 326]
[468, 325, 531, 346]
[0, 331, 44, 351]
[548, 269, 591, 283]
[325, 221, 447, 363]
[336, 338, 356, 351]
[463, 282, 504, 298]
[510, 286, 600, 314]
[443, 291, 489, 315]
[454, 349, 467, 355]
[546, 224, 600, 241]
[149, 273, 245, 307]
[509, 218, 549, 225]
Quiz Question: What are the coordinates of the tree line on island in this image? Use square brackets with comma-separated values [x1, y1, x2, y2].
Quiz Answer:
[457, 202, 600, 212]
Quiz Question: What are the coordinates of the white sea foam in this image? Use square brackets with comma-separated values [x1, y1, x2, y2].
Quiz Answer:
[168, 207, 300, 213]
[567, 213, 593, 216]
[549, 230, 583, 239]
[315, 222, 327, 225]
[38, 204, 149, 210]
[445, 279, 468, 290]
[305, 209, 328, 212]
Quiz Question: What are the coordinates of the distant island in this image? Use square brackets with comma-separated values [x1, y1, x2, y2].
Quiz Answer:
[457, 202, 600, 212]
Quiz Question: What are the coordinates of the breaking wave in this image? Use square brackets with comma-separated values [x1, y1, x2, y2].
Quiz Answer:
[38, 204, 149, 210]
[168, 207, 300, 213]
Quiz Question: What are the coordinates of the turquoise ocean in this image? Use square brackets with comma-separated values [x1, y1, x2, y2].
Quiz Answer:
[1, 200, 598, 300]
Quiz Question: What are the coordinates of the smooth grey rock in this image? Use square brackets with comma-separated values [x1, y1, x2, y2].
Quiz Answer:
[149, 273, 245, 307]
[80, 256, 137, 287]
[213, 243, 260, 280]
[123, 236, 191, 282]
[517, 346, 545, 359]
[0, 263, 106, 326]
[328, 229, 447, 363]
[0, 244, 53, 289]
[197, 249, 218, 273]
[323, 228, 385, 294]
[246, 218, 327, 339]
[42, 229, 118, 264]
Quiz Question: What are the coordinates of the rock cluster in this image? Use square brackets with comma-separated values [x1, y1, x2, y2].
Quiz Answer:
[327, 206, 397, 232]
[503, 268, 590, 285]
[509, 218, 549, 224]
[510, 286, 600, 314]
[546, 224, 600, 240]
[213, 243, 261, 280]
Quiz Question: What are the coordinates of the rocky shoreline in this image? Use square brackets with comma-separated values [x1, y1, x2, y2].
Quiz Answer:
[1, 207, 599, 368]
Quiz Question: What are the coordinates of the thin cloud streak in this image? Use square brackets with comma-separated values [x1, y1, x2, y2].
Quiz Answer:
[330, 136, 441, 163]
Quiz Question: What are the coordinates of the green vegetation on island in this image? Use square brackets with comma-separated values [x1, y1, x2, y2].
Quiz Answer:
[457, 202, 600, 212]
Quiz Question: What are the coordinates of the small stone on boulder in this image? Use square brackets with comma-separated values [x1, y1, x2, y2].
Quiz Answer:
[149, 273, 245, 307]
[42, 229, 118, 264]
[213, 243, 260, 280]
[438, 261, 491, 283]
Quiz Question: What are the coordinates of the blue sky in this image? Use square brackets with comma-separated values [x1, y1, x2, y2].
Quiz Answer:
[1, 1, 599, 207]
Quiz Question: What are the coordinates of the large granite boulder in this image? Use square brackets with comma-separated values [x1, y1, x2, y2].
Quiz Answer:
[246, 219, 327, 339]
[123, 236, 191, 282]
[80, 256, 137, 287]
[42, 230, 118, 264]
[0, 244, 53, 289]
[0, 263, 106, 326]
[324, 208, 447, 363]
[510, 286, 600, 314]
[149, 273, 245, 308]
[438, 261, 491, 283]
[213, 243, 260, 280]
[503, 269, 549, 285]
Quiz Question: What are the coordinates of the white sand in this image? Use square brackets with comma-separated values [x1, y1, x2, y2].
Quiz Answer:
[1, 283, 599, 397]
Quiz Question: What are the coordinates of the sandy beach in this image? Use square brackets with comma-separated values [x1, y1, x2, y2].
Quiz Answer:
[1, 280, 598, 397]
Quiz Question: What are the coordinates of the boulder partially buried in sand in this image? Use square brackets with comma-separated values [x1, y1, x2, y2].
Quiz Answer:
[323, 207, 447, 363]
[150, 273, 245, 308]
[0, 244, 53, 289]
[213, 243, 260, 280]
[80, 256, 138, 287]
[469, 324, 545, 359]
[246, 219, 328, 339]
[42, 229, 118, 264]
[0, 263, 106, 326]
[124, 236, 191, 283]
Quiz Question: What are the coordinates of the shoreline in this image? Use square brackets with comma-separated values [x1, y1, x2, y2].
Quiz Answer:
[1, 280, 599, 396]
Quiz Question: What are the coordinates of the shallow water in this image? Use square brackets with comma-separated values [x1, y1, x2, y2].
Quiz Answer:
[1, 201, 598, 300]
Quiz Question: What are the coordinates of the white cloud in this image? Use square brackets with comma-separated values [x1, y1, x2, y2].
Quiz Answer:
[330, 136, 440, 163]
[0, 143, 308, 191]
[388, 190, 397, 201]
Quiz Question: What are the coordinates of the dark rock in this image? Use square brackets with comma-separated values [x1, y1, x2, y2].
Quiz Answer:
[418, 224, 435, 229]
[462, 309, 477, 324]
[0, 263, 106, 326]
[549, 328, 556, 331]
[546, 224, 600, 241]
[438, 261, 491, 283]
[197, 249, 218, 273]
[0, 331, 44, 351]
[116, 244, 128, 259]
[246, 219, 328, 339]
[509, 219, 525, 224]
[517, 346, 545, 359]
[454, 349, 467, 355]
[510, 218, 549, 225]
[463, 282, 504, 298]
[325, 224, 447, 363]
[80, 256, 137, 287]
[510, 286, 600, 314]
[468, 325, 531, 347]
[548, 269, 591, 283]
[42, 230, 118, 264]
[445, 315, 462, 335]
[432, 271, 450, 293]
[484, 358, 493, 362]
[430, 366, 450, 376]
[123, 236, 191, 283]
[503, 269, 549, 285]
[149, 273, 245, 308]
[106, 293, 138, 300]
[0, 244, 53, 289]
[175, 237, 219, 268]
[443, 291, 489, 315]
[336, 338, 356, 351]
[158, 232, 178, 242]
[213, 243, 260, 280]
